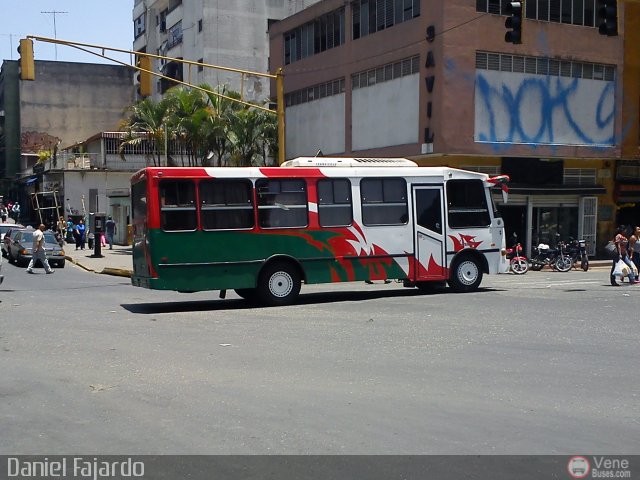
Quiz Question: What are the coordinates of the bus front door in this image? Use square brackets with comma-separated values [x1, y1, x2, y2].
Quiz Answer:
[413, 186, 445, 280]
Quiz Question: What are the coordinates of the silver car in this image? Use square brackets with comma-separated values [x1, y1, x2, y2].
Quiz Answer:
[7, 229, 66, 268]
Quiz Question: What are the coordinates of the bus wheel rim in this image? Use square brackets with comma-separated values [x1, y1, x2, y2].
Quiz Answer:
[458, 260, 478, 285]
[269, 271, 293, 298]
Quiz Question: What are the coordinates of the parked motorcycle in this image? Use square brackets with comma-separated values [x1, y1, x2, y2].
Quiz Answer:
[566, 238, 589, 271]
[506, 233, 528, 274]
[530, 235, 572, 272]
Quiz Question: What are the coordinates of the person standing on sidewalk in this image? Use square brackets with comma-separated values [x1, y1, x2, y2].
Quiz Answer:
[26, 224, 54, 274]
[75, 219, 86, 250]
[611, 225, 637, 286]
[105, 216, 116, 250]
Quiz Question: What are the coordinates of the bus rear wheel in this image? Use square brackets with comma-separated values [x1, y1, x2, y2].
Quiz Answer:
[448, 256, 483, 293]
[257, 262, 301, 306]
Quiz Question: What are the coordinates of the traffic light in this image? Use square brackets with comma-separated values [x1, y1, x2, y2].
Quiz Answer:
[136, 55, 153, 97]
[504, 2, 523, 44]
[597, 0, 618, 36]
[18, 38, 35, 81]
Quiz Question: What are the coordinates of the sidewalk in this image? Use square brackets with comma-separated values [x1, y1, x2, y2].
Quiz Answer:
[64, 242, 133, 277]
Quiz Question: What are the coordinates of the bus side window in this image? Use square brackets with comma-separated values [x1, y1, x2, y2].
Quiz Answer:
[361, 178, 408, 226]
[159, 180, 197, 231]
[318, 179, 353, 227]
[200, 179, 254, 230]
[446, 179, 491, 228]
[256, 178, 308, 228]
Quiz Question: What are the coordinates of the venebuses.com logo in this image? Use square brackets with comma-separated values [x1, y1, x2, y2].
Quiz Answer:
[568, 456, 590, 478]
[568, 456, 632, 479]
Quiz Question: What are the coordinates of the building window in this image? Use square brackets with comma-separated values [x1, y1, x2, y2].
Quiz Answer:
[446, 180, 491, 228]
[159, 9, 168, 32]
[563, 168, 597, 185]
[198, 19, 203, 32]
[256, 179, 308, 228]
[318, 179, 353, 227]
[352, 56, 419, 90]
[479, 0, 597, 27]
[461, 165, 501, 175]
[200, 179, 254, 230]
[285, 78, 345, 107]
[284, 7, 345, 65]
[167, 21, 183, 49]
[360, 178, 408, 226]
[197, 58, 204, 72]
[476, 51, 616, 82]
[159, 180, 197, 231]
[134, 14, 146, 39]
[352, 0, 420, 40]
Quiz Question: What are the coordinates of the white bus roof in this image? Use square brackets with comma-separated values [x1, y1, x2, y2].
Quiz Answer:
[281, 157, 418, 167]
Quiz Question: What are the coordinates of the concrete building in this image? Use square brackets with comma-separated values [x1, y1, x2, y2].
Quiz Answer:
[132, 0, 322, 100]
[269, 0, 640, 256]
[0, 60, 135, 234]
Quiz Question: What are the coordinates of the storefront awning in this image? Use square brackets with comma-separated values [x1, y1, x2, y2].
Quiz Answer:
[508, 184, 606, 195]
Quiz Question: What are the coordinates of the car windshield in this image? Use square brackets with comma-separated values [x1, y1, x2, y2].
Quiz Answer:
[44, 233, 58, 244]
[20, 232, 58, 245]
[0, 225, 11, 235]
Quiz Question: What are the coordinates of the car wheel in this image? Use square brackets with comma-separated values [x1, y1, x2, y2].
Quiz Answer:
[448, 256, 483, 293]
[257, 262, 301, 306]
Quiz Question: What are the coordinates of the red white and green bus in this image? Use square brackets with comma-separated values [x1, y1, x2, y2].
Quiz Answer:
[130, 157, 509, 305]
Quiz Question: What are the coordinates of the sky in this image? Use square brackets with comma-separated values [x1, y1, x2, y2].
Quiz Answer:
[0, 0, 134, 65]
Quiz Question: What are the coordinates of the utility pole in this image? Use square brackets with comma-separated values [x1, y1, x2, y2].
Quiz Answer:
[40, 11, 68, 60]
[0, 33, 19, 59]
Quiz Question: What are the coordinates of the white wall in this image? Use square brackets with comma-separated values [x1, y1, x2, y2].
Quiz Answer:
[351, 74, 420, 151]
[64, 171, 132, 217]
[286, 94, 345, 158]
[474, 70, 615, 146]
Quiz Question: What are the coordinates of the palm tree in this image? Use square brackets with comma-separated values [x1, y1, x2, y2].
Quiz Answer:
[120, 97, 170, 166]
[201, 85, 243, 167]
[228, 104, 278, 166]
[164, 86, 210, 166]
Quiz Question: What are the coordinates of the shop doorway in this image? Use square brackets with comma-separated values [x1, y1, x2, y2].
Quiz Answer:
[498, 205, 528, 251]
[532, 206, 578, 246]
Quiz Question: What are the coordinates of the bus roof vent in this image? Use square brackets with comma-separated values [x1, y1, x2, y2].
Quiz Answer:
[281, 157, 418, 167]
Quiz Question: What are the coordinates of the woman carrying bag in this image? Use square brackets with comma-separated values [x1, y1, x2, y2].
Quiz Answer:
[610, 225, 637, 286]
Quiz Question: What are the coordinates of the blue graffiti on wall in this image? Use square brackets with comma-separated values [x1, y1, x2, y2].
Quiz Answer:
[476, 72, 615, 146]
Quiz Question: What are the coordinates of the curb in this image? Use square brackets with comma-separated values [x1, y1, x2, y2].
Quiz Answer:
[100, 267, 132, 278]
[65, 256, 132, 277]
[65, 256, 95, 273]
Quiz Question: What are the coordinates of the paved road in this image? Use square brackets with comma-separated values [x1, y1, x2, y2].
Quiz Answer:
[0, 261, 638, 454]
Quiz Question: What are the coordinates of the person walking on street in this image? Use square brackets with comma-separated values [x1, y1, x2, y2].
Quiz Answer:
[75, 219, 86, 250]
[0, 204, 7, 222]
[611, 225, 637, 286]
[629, 226, 640, 273]
[105, 216, 116, 249]
[26, 224, 54, 274]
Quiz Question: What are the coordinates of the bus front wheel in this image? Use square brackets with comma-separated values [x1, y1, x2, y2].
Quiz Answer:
[257, 262, 301, 306]
[448, 256, 483, 293]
